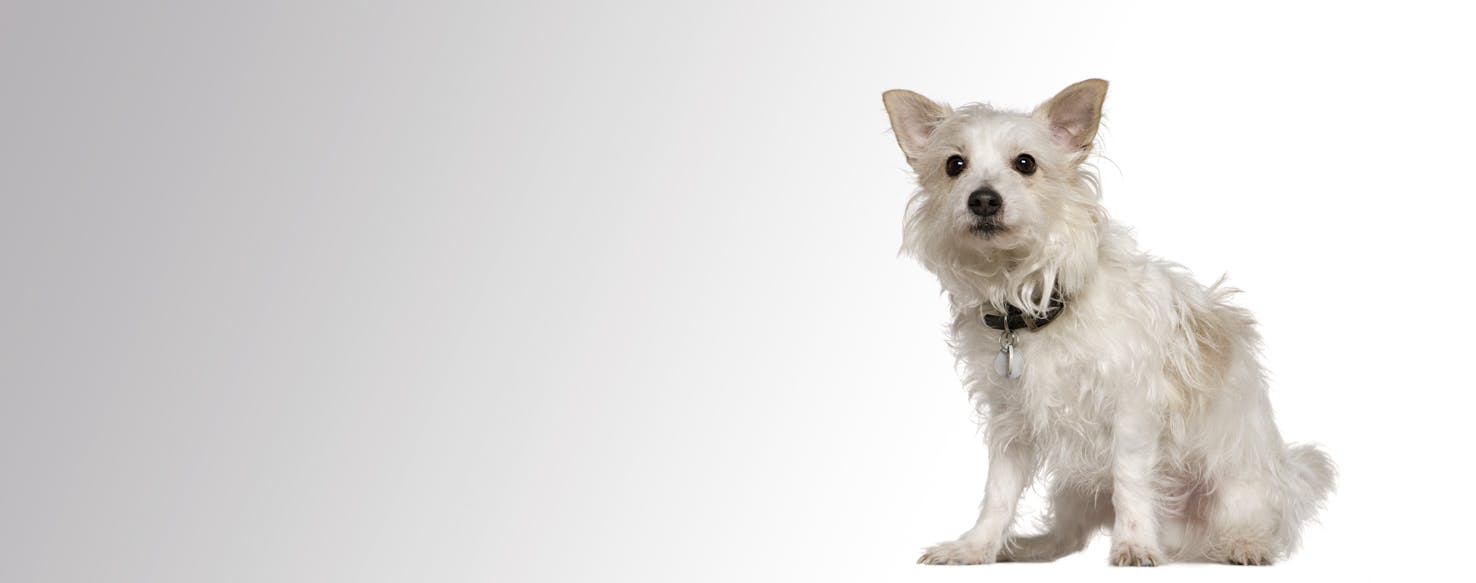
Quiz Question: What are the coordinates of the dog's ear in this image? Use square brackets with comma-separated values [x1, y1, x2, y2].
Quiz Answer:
[883, 89, 948, 164]
[1035, 79, 1108, 152]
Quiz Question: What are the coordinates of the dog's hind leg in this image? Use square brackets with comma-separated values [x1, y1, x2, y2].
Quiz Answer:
[1200, 444, 1334, 565]
[1201, 473, 1281, 565]
[999, 482, 1111, 562]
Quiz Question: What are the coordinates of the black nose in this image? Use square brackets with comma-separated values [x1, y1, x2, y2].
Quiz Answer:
[967, 188, 1002, 218]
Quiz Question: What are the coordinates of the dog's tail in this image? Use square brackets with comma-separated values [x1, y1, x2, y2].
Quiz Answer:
[1281, 443, 1335, 546]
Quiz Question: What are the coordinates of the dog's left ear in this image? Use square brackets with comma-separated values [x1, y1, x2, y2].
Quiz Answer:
[1035, 79, 1108, 152]
[882, 89, 949, 165]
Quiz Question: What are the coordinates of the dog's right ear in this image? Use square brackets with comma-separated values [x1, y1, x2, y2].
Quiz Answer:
[883, 90, 948, 165]
[1035, 79, 1108, 153]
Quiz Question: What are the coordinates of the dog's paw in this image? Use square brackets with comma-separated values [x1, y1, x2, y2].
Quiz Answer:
[1223, 539, 1275, 566]
[1110, 541, 1162, 567]
[918, 539, 1000, 565]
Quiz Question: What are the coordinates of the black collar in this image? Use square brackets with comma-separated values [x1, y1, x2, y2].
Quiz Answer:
[981, 292, 1067, 332]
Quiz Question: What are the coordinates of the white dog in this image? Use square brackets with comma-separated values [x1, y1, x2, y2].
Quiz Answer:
[883, 79, 1333, 566]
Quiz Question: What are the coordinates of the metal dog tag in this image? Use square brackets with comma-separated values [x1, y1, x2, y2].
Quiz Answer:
[994, 331, 1022, 379]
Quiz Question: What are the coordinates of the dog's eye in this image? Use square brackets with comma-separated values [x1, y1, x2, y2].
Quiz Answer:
[1013, 154, 1037, 175]
[945, 155, 967, 177]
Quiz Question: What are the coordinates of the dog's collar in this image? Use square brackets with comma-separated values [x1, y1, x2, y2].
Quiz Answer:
[980, 292, 1067, 332]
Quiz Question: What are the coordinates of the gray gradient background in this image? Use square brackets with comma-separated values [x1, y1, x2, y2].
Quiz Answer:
[3, 1, 1474, 582]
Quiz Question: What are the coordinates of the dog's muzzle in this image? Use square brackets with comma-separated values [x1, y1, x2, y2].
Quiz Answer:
[967, 187, 1004, 235]
[967, 188, 1002, 218]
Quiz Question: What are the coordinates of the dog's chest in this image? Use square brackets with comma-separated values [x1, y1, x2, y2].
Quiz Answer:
[994, 333, 1116, 480]
[955, 307, 1120, 479]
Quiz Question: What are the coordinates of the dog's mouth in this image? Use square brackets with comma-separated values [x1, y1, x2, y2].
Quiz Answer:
[969, 218, 1006, 237]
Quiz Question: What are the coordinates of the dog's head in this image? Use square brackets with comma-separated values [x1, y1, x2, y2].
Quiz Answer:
[883, 79, 1109, 313]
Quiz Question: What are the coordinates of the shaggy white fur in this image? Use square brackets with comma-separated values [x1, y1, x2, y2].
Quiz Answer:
[883, 80, 1333, 566]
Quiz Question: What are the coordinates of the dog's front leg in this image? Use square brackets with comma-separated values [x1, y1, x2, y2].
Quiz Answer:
[918, 441, 1033, 565]
[1109, 402, 1164, 566]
